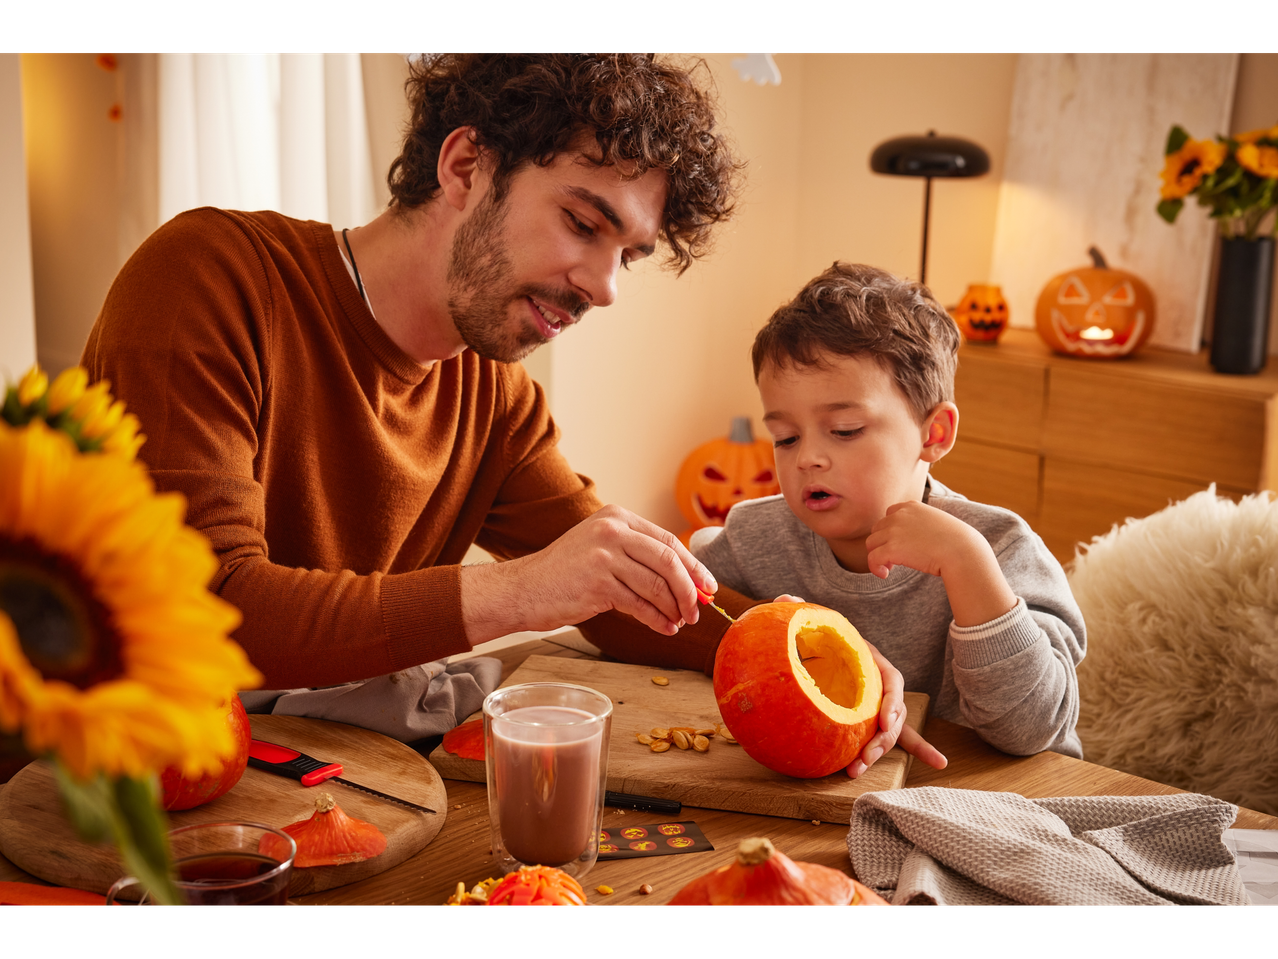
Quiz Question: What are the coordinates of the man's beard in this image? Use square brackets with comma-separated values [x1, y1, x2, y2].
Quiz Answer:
[446, 183, 587, 364]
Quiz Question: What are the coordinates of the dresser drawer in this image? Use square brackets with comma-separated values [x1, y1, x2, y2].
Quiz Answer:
[954, 347, 1047, 448]
[1044, 366, 1269, 490]
[932, 440, 1040, 522]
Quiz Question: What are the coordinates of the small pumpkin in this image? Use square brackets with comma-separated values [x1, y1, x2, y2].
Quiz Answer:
[714, 603, 882, 778]
[0, 880, 106, 905]
[675, 417, 779, 546]
[259, 793, 387, 868]
[1035, 247, 1156, 358]
[441, 718, 485, 761]
[669, 837, 888, 905]
[159, 695, 251, 811]
[950, 284, 1009, 343]
[485, 865, 587, 905]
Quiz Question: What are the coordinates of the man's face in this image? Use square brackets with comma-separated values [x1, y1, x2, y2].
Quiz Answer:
[758, 352, 932, 571]
[445, 150, 668, 363]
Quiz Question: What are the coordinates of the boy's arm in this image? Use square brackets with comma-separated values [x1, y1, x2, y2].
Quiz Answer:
[693, 519, 948, 776]
[866, 501, 1085, 756]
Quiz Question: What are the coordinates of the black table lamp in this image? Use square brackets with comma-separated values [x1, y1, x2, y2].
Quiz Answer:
[869, 130, 990, 286]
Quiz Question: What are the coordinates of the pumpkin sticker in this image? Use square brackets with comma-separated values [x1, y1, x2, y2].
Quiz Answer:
[666, 837, 695, 848]
[597, 821, 715, 861]
[621, 827, 649, 840]
[1035, 247, 1156, 358]
[658, 824, 686, 836]
[629, 840, 657, 851]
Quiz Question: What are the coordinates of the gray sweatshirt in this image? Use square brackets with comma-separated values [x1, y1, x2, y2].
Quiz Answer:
[690, 479, 1085, 758]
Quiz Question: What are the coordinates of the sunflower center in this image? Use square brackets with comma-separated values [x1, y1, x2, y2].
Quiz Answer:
[1178, 158, 1201, 180]
[0, 538, 125, 689]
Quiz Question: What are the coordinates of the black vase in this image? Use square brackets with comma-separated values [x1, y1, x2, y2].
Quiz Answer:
[1210, 236, 1276, 375]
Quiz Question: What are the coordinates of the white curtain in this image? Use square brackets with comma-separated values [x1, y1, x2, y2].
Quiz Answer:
[158, 53, 378, 228]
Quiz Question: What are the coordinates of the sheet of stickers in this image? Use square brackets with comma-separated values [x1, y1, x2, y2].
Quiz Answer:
[597, 821, 714, 860]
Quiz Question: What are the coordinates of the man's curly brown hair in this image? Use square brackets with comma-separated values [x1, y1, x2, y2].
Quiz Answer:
[387, 54, 744, 275]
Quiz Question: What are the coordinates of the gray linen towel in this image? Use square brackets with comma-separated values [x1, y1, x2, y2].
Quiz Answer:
[239, 657, 502, 742]
[847, 787, 1248, 905]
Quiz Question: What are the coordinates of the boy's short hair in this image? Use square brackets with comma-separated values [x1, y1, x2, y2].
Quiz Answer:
[751, 261, 961, 423]
[386, 54, 744, 276]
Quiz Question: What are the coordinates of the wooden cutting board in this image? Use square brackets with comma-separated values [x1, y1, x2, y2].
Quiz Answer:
[429, 655, 929, 824]
[0, 715, 446, 897]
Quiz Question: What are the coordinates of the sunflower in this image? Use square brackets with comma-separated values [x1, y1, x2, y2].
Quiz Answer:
[3, 365, 144, 460]
[1235, 124, 1278, 145]
[0, 419, 261, 781]
[1236, 142, 1278, 180]
[1159, 138, 1228, 200]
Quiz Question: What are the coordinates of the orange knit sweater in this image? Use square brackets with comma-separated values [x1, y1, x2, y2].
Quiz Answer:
[82, 209, 736, 689]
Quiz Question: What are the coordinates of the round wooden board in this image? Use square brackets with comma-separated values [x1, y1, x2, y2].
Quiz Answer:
[0, 715, 447, 897]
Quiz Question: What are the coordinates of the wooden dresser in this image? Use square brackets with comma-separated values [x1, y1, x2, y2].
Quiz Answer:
[931, 328, 1278, 564]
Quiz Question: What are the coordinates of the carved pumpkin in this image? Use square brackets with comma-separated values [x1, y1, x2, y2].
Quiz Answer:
[950, 284, 1009, 343]
[714, 603, 883, 779]
[676, 417, 779, 546]
[1035, 247, 1156, 358]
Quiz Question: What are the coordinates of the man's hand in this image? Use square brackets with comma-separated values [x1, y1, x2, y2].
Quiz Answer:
[846, 639, 947, 778]
[460, 504, 716, 644]
[864, 501, 1017, 628]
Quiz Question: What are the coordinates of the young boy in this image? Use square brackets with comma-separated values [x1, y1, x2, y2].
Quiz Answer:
[692, 262, 1086, 773]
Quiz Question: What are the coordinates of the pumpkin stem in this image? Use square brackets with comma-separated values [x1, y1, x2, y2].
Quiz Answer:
[315, 792, 337, 814]
[728, 416, 755, 445]
[1087, 246, 1108, 269]
[736, 837, 776, 866]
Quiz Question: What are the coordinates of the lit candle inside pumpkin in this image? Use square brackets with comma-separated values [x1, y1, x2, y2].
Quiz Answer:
[1079, 326, 1114, 341]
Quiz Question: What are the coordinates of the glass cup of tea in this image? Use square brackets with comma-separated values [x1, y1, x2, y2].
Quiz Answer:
[105, 821, 296, 905]
[483, 682, 613, 881]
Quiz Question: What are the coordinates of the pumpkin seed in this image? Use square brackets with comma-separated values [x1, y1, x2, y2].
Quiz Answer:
[651, 676, 670, 686]
[650, 740, 672, 753]
[672, 730, 690, 750]
[693, 735, 710, 752]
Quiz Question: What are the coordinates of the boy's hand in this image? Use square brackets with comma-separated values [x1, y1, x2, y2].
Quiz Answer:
[865, 501, 1017, 628]
[847, 640, 947, 778]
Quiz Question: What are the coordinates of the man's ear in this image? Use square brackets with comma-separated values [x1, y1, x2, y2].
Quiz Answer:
[437, 126, 484, 212]
[920, 402, 959, 464]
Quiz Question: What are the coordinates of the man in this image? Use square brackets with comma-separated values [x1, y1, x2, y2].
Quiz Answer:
[82, 54, 744, 691]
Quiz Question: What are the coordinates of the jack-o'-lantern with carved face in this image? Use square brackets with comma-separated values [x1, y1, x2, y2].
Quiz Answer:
[676, 417, 779, 546]
[950, 284, 1008, 343]
[1035, 248, 1156, 358]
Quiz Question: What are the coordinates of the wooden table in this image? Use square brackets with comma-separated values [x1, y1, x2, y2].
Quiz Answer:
[2, 635, 1274, 905]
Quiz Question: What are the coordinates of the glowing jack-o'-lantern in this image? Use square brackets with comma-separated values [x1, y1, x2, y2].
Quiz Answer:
[676, 417, 779, 546]
[950, 284, 1009, 343]
[1035, 247, 1156, 358]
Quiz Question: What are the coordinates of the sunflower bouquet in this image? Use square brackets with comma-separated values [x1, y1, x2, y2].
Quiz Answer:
[1, 365, 261, 903]
[1157, 122, 1278, 239]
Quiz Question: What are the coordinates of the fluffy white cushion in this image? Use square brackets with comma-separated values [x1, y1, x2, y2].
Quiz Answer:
[1068, 486, 1278, 816]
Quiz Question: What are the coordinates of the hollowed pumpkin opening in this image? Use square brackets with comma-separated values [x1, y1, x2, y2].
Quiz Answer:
[793, 626, 868, 714]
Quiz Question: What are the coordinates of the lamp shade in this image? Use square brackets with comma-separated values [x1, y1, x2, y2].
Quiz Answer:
[869, 133, 990, 178]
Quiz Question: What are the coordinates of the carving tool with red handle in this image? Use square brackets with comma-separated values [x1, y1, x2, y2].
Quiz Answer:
[696, 586, 736, 624]
[248, 739, 436, 815]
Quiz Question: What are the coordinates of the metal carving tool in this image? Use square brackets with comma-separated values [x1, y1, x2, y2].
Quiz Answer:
[695, 586, 736, 624]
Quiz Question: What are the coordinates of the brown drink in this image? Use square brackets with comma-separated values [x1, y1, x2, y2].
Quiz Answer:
[176, 851, 291, 905]
[491, 705, 603, 867]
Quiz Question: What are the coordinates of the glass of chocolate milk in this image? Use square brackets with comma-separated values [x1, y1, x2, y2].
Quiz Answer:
[483, 682, 613, 880]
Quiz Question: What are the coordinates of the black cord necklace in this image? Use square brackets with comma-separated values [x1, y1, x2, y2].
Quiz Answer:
[341, 228, 367, 303]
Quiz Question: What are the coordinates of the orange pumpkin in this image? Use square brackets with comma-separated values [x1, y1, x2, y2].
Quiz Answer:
[485, 865, 587, 905]
[676, 417, 779, 546]
[713, 603, 883, 778]
[1035, 247, 1156, 358]
[669, 837, 888, 905]
[950, 284, 1009, 343]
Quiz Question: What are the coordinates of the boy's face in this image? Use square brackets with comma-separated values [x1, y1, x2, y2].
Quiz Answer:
[758, 352, 935, 570]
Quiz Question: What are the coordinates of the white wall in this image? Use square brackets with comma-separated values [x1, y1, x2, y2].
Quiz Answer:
[0, 54, 36, 381]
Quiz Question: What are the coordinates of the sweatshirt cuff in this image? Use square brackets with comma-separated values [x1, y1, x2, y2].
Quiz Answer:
[949, 597, 1042, 669]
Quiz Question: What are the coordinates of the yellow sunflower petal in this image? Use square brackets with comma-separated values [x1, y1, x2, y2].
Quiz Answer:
[1235, 123, 1278, 145]
[0, 418, 262, 780]
[45, 367, 88, 417]
[17, 366, 48, 408]
[1237, 143, 1278, 179]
